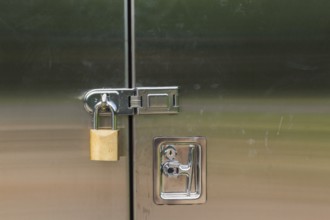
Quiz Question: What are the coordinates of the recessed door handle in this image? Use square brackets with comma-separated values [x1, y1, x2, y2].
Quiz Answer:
[161, 145, 194, 195]
[154, 137, 206, 205]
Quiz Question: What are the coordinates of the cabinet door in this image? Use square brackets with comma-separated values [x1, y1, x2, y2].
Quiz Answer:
[134, 1, 330, 219]
[0, 1, 129, 219]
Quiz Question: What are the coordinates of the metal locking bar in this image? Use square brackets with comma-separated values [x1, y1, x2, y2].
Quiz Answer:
[83, 86, 179, 115]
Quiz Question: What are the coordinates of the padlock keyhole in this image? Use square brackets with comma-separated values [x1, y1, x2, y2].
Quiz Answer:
[164, 145, 177, 160]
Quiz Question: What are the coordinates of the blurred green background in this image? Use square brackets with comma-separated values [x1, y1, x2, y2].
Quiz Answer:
[1, 0, 330, 96]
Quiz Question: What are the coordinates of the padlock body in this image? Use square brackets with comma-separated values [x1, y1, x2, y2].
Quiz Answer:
[90, 129, 118, 161]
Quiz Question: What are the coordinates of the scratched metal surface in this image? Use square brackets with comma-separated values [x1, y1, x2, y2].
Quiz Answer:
[0, 1, 129, 219]
[134, 0, 330, 219]
[0, 100, 130, 220]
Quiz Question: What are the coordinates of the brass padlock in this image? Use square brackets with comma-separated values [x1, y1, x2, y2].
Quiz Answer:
[90, 99, 118, 161]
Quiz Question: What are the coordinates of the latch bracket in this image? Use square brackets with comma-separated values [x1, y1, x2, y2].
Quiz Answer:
[83, 86, 179, 115]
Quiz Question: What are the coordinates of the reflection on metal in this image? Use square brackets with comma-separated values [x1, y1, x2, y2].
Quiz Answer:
[84, 87, 179, 115]
[93, 94, 118, 130]
[84, 88, 135, 115]
[153, 137, 206, 205]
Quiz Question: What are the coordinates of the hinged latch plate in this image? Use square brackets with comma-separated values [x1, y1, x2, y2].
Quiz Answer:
[83, 86, 179, 115]
[135, 87, 179, 114]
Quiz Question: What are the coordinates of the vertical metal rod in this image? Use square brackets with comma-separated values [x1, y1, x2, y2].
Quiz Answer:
[124, 0, 135, 220]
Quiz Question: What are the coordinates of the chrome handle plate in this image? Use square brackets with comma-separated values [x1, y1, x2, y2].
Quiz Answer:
[153, 137, 207, 205]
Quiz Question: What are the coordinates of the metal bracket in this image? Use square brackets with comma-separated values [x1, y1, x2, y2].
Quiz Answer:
[84, 87, 179, 115]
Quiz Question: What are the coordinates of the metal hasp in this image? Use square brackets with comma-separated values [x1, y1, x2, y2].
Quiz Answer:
[83, 87, 179, 115]
[153, 137, 207, 205]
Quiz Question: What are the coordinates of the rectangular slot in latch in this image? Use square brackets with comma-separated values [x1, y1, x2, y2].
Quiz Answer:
[147, 93, 169, 108]
[153, 137, 207, 205]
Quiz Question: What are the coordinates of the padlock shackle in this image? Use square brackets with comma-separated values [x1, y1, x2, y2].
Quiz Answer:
[93, 100, 117, 130]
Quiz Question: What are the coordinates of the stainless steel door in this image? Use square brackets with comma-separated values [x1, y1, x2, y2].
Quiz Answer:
[134, 1, 330, 219]
[0, 1, 129, 219]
